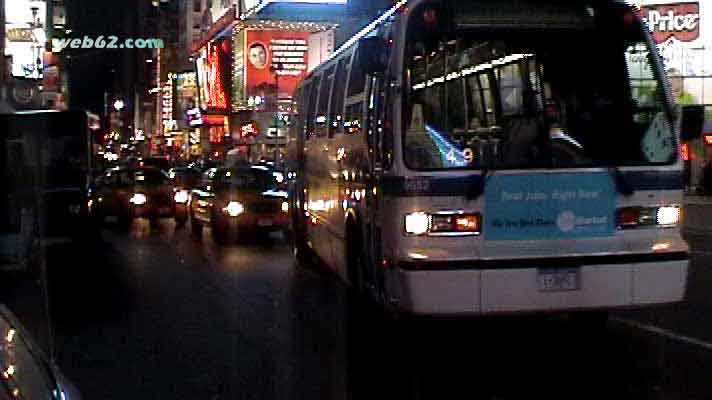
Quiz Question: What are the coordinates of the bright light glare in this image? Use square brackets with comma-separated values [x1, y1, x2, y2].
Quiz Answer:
[174, 190, 189, 204]
[405, 212, 429, 235]
[657, 206, 680, 226]
[224, 201, 244, 217]
[652, 242, 672, 252]
[274, 172, 284, 183]
[281, 201, 289, 213]
[129, 193, 147, 205]
[6, 329, 15, 343]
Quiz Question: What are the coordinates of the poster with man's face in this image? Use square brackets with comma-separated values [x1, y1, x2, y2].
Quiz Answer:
[248, 43, 268, 69]
[245, 30, 311, 101]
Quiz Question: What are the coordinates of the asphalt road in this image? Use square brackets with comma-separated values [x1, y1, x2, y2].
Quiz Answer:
[3, 210, 712, 399]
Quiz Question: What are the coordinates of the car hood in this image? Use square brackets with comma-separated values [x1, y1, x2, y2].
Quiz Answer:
[0, 305, 82, 400]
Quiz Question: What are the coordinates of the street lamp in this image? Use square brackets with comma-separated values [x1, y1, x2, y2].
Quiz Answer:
[114, 99, 125, 111]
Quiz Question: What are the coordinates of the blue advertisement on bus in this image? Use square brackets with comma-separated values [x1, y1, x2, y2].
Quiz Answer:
[484, 172, 617, 240]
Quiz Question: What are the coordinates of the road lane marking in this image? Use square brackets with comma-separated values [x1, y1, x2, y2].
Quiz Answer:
[612, 317, 712, 351]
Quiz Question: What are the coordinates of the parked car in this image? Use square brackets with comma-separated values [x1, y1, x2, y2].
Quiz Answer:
[92, 167, 174, 227]
[189, 166, 289, 243]
[0, 304, 82, 400]
[168, 166, 203, 225]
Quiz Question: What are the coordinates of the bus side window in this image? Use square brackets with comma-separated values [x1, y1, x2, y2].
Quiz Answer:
[344, 48, 367, 135]
[306, 76, 321, 140]
[316, 66, 335, 138]
[328, 57, 349, 137]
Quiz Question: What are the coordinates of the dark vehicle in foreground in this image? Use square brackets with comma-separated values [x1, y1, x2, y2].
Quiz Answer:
[0, 304, 82, 399]
[189, 166, 289, 243]
[138, 156, 171, 172]
[93, 167, 174, 227]
[168, 166, 204, 225]
[1, 110, 97, 271]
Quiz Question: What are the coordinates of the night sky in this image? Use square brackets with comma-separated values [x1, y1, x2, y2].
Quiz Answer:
[65, 0, 137, 114]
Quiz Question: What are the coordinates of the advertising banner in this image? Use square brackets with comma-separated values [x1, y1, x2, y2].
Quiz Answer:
[171, 72, 199, 128]
[245, 30, 311, 101]
[484, 173, 616, 240]
[232, 28, 246, 111]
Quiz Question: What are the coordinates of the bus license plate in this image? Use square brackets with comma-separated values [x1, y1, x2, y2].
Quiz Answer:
[538, 269, 580, 292]
[258, 218, 273, 227]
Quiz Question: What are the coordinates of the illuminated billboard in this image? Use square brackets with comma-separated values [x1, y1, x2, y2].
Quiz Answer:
[245, 30, 311, 103]
[5, 0, 47, 79]
[196, 40, 230, 111]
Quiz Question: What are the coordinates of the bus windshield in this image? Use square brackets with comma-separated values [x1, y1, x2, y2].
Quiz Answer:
[403, 1, 675, 170]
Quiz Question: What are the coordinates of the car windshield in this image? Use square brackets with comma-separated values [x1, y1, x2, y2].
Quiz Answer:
[214, 168, 273, 191]
[134, 169, 169, 185]
[404, 1, 675, 170]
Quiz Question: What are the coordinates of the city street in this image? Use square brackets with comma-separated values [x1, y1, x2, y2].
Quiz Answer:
[1, 200, 711, 399]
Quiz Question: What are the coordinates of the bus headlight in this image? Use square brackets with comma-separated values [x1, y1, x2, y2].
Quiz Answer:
[656, 206, 680, 226]
[281, 201, 289, 213]
[405, 212, 430, 235]
[129, 193, 147, 205]
[617, 205, 680, 228]
[223, 201, 244, 217]
[174, 190, 189, 204]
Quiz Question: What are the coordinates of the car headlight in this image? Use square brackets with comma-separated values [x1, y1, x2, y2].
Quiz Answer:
[223, 201, 244, 217]
[174, 190, 189, 204]
[656, 206, 680, 226]
[281, 201, 289, 213]
[129, 193, 147, 205]
[405, 212, 429, 235]
[273, 171, 284, 183]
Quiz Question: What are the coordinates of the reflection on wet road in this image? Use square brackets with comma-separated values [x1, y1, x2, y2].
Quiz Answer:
[3, 218, 712, 399]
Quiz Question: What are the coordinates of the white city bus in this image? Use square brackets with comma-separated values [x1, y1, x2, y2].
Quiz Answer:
[287, 0, 705, 316]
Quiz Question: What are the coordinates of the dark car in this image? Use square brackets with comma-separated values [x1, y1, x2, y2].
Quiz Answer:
[92, 167, 174, 227]
[168, 166, 204, 225]
[1, 111, 98, 271]
[189, 166, 289, 243]
[0, 304, 82, 400]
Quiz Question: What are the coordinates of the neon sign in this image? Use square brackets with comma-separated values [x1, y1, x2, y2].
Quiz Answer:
[209, 44, 228, 109]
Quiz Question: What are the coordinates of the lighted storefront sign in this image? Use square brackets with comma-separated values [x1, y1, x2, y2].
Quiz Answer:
[187, 108, 204, 127]
[240, 121, 260, 138]
[5, 0, 47, 79]
[704, 134, 712, 146]
[640, 2, 700, 43]
[638, 0, 711, 104]
[170, 72, 199, 128]
[162, 78, 174, 121]
[245, 30, 311, 102]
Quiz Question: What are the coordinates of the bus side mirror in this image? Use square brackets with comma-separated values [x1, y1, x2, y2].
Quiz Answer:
[680, 105, 705, 141]
[358, 36, 386, 76]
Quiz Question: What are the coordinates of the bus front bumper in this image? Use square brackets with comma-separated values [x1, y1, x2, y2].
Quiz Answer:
[386, 253, 688, 316]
